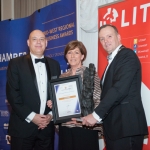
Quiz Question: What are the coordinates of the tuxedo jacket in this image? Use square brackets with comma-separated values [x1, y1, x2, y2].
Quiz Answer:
[6, 54, 61, 138]
[95, 46, 148, 140]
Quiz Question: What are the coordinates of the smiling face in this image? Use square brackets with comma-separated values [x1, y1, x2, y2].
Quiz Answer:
[66, 47, 84, 68]
[99, 26, 121, 54]
[27, 30, 47, 58]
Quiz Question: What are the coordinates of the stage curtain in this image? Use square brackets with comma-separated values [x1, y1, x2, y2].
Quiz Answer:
[80, 0, 120, 68]
[14, 0, 59, 19]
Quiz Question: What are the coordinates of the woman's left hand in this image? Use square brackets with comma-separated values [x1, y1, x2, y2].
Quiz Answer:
[65, 118, 82, 125]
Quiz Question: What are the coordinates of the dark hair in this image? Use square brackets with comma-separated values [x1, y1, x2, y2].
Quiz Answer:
[99, 24, 119, 34]
[64, 40, 87, 62]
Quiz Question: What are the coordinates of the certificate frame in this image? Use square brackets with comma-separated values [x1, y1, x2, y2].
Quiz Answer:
[49, 75, 82, 124]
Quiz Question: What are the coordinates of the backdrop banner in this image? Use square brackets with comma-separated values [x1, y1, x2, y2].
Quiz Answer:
[0, 0, 77, 149]
[98, 0, 150, 149]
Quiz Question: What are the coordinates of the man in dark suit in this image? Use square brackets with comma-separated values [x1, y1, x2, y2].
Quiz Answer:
[82, 24, 148, 150]
[6, 29, 61, 150]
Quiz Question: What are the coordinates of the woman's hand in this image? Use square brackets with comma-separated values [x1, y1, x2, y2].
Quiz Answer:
[65, 118, 82, 126]
[47, 100, 52, 108]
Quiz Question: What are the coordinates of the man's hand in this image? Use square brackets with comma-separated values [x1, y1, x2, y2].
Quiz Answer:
[82, 114, 97, 126]
[45, 114, 53, 124]
[32, 114, 47, 128]
[38, 114, 53, 130]
[32, 114, 53, 130]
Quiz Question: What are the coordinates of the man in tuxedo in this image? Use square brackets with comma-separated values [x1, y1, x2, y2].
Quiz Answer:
[6, 29, 61, 150]
[82, 24, 148, 150]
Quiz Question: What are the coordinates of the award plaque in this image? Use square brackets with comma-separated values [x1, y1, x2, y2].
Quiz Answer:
[49, 75, 82, 124]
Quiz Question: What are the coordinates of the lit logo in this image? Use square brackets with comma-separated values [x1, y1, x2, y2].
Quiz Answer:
[99, 2, 150, 28]
[100, 8, 118, 26]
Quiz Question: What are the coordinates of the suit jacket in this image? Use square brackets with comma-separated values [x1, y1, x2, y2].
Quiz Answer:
[6, 54, 61, 138]
[95, 46, 148, 140]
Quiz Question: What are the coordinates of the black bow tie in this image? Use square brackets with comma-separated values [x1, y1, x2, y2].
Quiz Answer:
[35, 58, 45, 63]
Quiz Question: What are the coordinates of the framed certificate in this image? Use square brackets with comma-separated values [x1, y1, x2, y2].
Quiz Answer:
[49, 75, 82, 124]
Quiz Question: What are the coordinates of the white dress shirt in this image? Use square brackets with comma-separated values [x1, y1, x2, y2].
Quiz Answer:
[92, 44, 122, 122]
[26, 53, 48, 123]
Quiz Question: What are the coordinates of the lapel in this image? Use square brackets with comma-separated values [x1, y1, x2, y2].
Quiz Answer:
[26, 54, 39, 95]
[27, 54, 52, 101]
[118, 45, 125, 52]
[45, 57, 51, 81]
[100, 64, 108, 90]
[44, 57, 51, 100]
[105, 45, 125, 72]
[101, 45, 126, 92]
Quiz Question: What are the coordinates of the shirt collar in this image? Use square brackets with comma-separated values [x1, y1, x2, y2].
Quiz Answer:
[112, 44, 122, 59]
[108, 44, 122, 63]
[30, 52, 44, 63]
